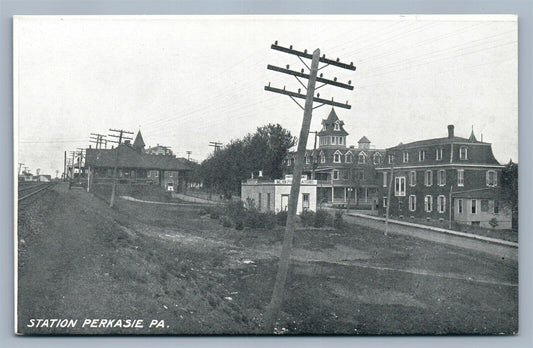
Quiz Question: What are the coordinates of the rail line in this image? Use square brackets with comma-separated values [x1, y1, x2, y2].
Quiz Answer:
[18, 182, 57, 202]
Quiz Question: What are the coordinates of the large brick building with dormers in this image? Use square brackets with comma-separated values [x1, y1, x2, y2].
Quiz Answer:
[375, 125, 511, 229]
[285, 108, 385, 209]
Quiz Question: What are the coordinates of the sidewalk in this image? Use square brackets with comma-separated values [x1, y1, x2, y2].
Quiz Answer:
[171, 193, 223, 205]
[342, 212, 518, 262]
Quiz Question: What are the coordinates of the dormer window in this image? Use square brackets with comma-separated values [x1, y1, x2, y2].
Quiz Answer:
[403, 151, 409, 163]
[459, 146, 468, 160]
[358, 152, 367, 164]
[320, 152, 326, 163]
[333, 153, 341, 163]
[345, 152, 353, 163]
[373, 153, 382, 165]
[334, 122, 340, 131]
[486, 170, 497, 187]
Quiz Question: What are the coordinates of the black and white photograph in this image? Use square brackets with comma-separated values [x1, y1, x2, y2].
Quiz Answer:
[14, 15, 518, 335]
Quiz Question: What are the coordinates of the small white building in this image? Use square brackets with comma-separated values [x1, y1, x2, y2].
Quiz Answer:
[241, 175, 317, 214]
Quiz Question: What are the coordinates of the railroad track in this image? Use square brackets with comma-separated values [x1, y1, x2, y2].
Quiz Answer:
[18, 182, 57, 202]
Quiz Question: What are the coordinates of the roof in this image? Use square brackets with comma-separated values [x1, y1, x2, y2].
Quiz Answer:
[389, 136, 488, 150]
[133, 131, 145, 150]
[318, 108, 349, 136]
[358, 136, 371, 144]
[85, 144, 192, 171]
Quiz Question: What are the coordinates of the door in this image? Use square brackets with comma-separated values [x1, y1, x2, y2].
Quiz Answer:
[281, 194, 289, 211]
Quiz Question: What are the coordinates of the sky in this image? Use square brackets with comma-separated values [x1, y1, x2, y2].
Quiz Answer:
[14, 15, 517, 176]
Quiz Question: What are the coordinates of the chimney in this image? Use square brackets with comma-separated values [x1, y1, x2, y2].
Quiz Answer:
[447, 125, 454, 138]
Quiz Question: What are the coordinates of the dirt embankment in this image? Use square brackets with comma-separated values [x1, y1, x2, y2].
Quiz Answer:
[17, 183, 518, 335]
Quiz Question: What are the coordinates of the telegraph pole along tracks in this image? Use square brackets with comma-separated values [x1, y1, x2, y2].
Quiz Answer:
[17, 182, 517, 334]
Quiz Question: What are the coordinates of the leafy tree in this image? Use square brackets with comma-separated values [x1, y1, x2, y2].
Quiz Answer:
[199, 124, 297, 197]
[501, 160, 518, 229]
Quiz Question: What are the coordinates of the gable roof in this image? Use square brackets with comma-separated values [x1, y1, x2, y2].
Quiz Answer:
[86, 144, 192, 171]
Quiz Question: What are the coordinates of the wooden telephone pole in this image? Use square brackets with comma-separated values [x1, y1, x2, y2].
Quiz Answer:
[107, 129, 134, 208]
[263, 41, 355, 333]
[90, 133, 107, 149]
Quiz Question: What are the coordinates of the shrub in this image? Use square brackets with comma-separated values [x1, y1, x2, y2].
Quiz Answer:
[209, 211, 220, 219]
[198, 208, 209, 216]
[276, 211, 288, 226]
[243, 210, 276, 229]
[225, 200, 246, 221]
[221, 216, 233, 228]
[334, 211, 345, 229]
[235, 220, 244, 230]
[300, 210, 315, 227]
[314, 209, 329, 228]
[489, 217, 499, 229]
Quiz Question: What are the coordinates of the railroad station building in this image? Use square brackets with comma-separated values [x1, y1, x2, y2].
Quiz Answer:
[85, 131, 193, 193]
[375, 125, 512, 229]
[284, 108, 385, 210]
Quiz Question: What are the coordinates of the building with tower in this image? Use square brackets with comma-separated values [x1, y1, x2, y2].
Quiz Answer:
[285, 108, 385, 209]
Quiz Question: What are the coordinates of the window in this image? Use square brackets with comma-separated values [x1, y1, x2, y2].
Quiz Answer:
[331, 136, 336, 145]
[436, 148, 443, 161]
[471, 199, 477, 214]
[403, 151, 409, 163]
[333, 170, 339, 180]
[457, 199, 463, 214]
[409, 195, 416, 211]
[333, 153, 341, 163]
[169, 171, 173, 177]
[459, 146, 468, 160]
[418, 150, 426, 162]
[154, 171, 159, 178]
[373, 153, 382, 165]
[383, 172, 388, 187]
[388, 154, 394, 164]
[394, 176, 406, 197]
[437, 169, 446, 186]
[258, 193, 262, 209]
[457, 169, 464, 186]
[383, 197, 388, 208]
[339, 137, 344, 145]
[424, 170, 433, 186]
[486, 170, 497, 187]
[494, 200, 499, 214]
[345, 153, 353, 163]
[424, 195, 433, 212]
[334, 122, 340, 131]
[267, 193, 271, 211]
[147, 171, 151, 177]
[320, 152, 325, 163]
[358, 152, 366, 164]
[409, 171, 416, 186]
[305, 156, 310, 164]
[481, 199, 489, 212]
[302, 193, 310, 210]
[437, 195, 446, 213]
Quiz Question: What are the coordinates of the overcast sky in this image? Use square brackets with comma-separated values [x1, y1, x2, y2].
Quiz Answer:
[14, 15, 517, 176]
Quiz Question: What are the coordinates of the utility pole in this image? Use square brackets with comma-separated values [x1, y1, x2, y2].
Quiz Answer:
[107, 129, 134, 208]
[263, 41, 355, 333]
[309, 131, 318, 180]
[63, 151, 67, 181]
[90, 133, 107, 149]
[385, 151, 395, 236]
[208, 141, 223, 152]
[186, 151, 192, 161]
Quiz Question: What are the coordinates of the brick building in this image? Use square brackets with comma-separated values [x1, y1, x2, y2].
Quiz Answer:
[285, 108, 385, 209]
[375, 125, 511, 229]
